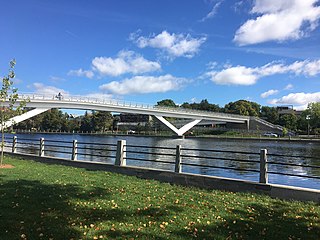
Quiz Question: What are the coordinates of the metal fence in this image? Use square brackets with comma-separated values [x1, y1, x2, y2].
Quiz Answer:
[4, 136, 320, 187]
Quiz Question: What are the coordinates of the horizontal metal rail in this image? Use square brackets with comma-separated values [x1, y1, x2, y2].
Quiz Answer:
[16, 141, 38, 145]
[125, 157, 174, 165]
[46, 139, 74, 144]
[16, 146, 36, 149]
[181, 154, 260, 163]
[182, 162, 260, 173]
[268, 153, 320, 161]
[45, 144, 73, 149]
[15, 138, 39, 142]
[45, 149, 71, 154]
[78, 142, 117, 147]
[182, 147, 260, 155]
[125, 150, 176, 157]
[77, 152, 115, 158]
[77, 146, 117, 152]
[268, 161, 320, 169]
[268, 171, 320, 180]
[125, 144, 176, 150]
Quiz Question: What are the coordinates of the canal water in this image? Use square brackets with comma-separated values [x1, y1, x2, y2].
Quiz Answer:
[5, 133, 320, 190]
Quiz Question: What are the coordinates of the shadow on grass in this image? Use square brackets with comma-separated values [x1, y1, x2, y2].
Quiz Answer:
[172, 201, 320, 239]
[0, 179, 183, 239]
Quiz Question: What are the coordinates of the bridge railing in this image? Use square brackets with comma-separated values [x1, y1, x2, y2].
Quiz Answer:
[17, 93, 250, 120]
[4, 135, 320, 189]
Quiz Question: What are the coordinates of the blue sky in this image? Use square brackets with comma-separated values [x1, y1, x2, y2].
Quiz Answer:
[1, 0, 320, 110]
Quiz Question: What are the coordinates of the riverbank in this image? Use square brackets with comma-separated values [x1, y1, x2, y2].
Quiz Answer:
[1, 156, 319, 239]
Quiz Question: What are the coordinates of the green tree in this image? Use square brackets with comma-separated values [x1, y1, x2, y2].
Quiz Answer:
[80, 111, 92, 132]
[307, 102, 320, 131]
[0, 60, 26, 165]
[260, 106, 279, 124]
[156, 99, 177, 108]
[91, 111, 113, 132]
[279, 114, 298, 131]
[40, 109, 65, 131]
[181, 99, 220, 112]
[198, 99, 220, 112]
[224, 100, 260, 116]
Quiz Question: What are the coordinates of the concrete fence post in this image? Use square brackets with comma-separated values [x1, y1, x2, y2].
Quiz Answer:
[72, 140, 77, 160]
[12, 136, 17, 153]
[115, 140, 126, 166]
[259, 149, 268, 184]
[39, 138, 45, 157]
[175, 145, 182, 173]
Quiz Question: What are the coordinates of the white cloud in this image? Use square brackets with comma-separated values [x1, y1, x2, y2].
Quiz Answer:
[33, 83, 69, 96]
[207, 66, 258, 85]
[99, 74, 186, 95]
[131, 31, 206, 58]
[260, 89, 279, 98]
[200, 1, 223, 22]
[68, 69, 94, 79]
[234, 0, 320, 45]
[208, 59, 320, 85]
[269, 92, 320, 109]
[284, 84, 294, 90]
[92, 50, 161, 76]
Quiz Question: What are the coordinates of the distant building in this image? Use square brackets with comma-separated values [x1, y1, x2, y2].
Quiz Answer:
[115, 113, 152, 128]
[277, 105, 303, 116]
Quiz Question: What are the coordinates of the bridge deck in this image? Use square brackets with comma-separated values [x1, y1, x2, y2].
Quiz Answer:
[16, 93, 250, 123]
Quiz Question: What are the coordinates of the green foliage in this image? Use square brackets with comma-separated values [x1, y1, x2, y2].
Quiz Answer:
[156, 99, 177, 108]
[307, 102, 320, 131]
[79, 111, 113, 132]
[282, 127, 288, 136]
[1, 156, 319, 239]
[260, 106, 279, 124]
[279, 114, 298, 131]
[0, 60, 26, 165]
[41, 109, 65, 131]
[181, 99, 221, 112]
[91, 111, 113, 132]
[224, 100, 261, 116]
[80, 111, 93, 132]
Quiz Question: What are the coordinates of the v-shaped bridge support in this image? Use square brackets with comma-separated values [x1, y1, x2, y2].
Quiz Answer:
[3, 108, 50, 129]
[155, 116, 201, 136]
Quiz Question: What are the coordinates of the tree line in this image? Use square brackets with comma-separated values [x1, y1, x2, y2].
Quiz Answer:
[12, 99, 320, 134]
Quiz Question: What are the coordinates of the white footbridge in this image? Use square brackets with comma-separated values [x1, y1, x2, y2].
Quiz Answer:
[4, 93, 251, 136]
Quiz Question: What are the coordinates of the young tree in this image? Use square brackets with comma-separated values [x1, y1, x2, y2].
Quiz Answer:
[0, 60, 26, 165]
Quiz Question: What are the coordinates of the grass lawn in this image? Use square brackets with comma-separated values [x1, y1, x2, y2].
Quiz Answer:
[0, 156, 319, 240]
